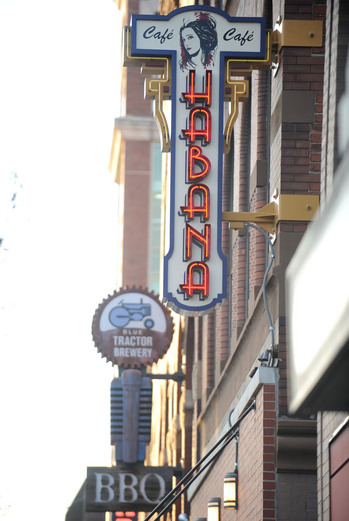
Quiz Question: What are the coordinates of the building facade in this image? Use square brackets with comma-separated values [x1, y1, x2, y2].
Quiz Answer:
[105, 1, 348, 521]
[175, 0, 323, 518]
[287, 1, 349, 520]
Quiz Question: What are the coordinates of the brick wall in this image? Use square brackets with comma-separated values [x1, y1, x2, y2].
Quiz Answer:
[321, 0, 349, 200]
[276, 316, 288, 416]
[123, 140, 151, 285]
[201, 313, 215, 405]
[126, 67, 152, 116]
[189, 384, 277, 521]
[317, 411, 348, 521]
[278, 474, 317, 520]
[120, 0, 154, 288]
[279, 0, 325, 197]
[192, 316, 203, 466]
[214, 150, 234, 377]
[249, 69, 269, 312]
[231, 101, 250, 341]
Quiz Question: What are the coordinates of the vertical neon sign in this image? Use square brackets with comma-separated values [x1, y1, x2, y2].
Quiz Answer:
[129, 6, 265, 315]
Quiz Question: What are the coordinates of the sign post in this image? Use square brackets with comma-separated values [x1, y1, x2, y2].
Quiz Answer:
[92, 287, 174, 464]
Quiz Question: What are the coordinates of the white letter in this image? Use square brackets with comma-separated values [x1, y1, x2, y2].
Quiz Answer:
[118, 473, 138, 502]
[140, 473, 165, 503]
[95, 473, 115, 502]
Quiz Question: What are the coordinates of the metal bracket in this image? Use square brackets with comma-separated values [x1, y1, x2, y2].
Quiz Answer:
[273, 18, 323, 50]
[272, 18, 323, 73]
[148, 368, 185, 384]
[222, 194, 319, 235]
[223, 30, 272, 153]
[123, 26, 172, 152]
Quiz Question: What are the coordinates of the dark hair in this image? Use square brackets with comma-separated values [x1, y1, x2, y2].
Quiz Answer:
[179, 14, 218, 70]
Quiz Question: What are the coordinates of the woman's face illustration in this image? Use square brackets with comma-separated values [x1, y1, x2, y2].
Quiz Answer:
[181, 28, 201, 56]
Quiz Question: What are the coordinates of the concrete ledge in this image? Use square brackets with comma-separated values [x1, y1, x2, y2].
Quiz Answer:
[277, 418, 317, 472]
[115, 116, 159, 142]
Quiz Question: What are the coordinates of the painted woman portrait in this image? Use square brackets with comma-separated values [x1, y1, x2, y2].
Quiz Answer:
[179, 13, 218, 71]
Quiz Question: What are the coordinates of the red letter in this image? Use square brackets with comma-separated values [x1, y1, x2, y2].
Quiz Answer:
[180, 262, 209, 298]
[185, 224, 211, 260]
[188, 145, 211, 180]
[181, 184, 210, 221]
[182, 107, 211, 145]
[182, 70, 212, 106]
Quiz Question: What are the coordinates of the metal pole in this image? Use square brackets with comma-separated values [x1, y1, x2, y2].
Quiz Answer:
[143, 399, 256, 521]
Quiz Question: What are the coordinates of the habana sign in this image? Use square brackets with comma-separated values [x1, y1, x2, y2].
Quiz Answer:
[127, 6, 266, 315]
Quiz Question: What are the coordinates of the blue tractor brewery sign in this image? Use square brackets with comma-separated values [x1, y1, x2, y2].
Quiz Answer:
[92, 287, 174, 367]
[125, 6, 266, 316]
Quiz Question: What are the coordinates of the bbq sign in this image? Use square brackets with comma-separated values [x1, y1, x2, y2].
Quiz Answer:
[92, 288, 174, 367]
[127, 6, 266, 315]
[86, 466, 175, 512]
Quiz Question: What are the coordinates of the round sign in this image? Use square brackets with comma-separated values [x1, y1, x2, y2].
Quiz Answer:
[92, 287, 174, 367]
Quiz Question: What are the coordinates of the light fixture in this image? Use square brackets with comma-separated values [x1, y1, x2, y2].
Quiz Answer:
[207, 497, 220, 521]
[223, 472, 238, 508]
[223, 435, 239, 509]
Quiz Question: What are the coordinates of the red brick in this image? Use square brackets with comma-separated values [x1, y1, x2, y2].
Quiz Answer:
[263, 509, 276, 517]
[263, 453, 275, 463]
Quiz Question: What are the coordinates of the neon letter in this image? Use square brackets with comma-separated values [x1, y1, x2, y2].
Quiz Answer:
[188, 145, 211, 180]
[182, 70, 212, 106]
[185, 224, 211, 260]
[181, 184, 210, 221]
[180, 262, 209, 298]
[182, 107, 212, 144]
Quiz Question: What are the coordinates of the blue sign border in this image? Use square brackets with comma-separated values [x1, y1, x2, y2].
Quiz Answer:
[129, 6, 266, 315]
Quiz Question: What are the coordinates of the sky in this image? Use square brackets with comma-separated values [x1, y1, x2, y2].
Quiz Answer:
[0, 0, 122, 519]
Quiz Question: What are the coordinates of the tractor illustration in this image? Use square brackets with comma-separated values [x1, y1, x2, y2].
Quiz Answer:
[109, 299, 154, 329]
